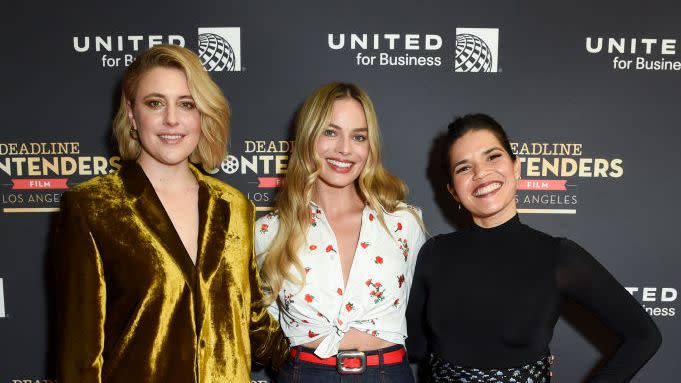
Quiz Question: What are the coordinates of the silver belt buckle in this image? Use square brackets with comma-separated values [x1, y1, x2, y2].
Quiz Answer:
[336, 350, 366, 374]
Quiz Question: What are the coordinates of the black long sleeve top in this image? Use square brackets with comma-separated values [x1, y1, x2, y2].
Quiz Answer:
[406, 215, 661, 382]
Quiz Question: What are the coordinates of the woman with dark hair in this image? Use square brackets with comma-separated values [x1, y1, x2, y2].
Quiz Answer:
[55, 45, 288, 382]
[407, 114, 661, 382]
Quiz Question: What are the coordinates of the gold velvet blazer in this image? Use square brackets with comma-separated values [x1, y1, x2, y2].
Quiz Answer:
[55, 161, 288, 383]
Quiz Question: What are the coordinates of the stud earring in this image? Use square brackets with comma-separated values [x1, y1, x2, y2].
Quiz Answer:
[129, 127, 138, 139]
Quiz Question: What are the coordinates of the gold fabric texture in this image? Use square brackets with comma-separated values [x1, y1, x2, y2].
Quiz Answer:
[55, 161, 288, 383]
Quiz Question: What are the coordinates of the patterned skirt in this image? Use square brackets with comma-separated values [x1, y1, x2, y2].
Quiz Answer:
[429, 353, 553, 383]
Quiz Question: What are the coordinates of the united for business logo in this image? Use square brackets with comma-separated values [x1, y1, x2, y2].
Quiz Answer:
[198, 27, 242, 71]
[72, 27, 243, 72]
[327, 27, 501, 72]
[73, 34, 186, 68]
[585, 35, 681, 72]
[626, 286, 677, 318]
[454, 28, 499, 72]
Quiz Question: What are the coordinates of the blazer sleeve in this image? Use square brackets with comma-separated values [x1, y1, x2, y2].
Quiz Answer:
[55, 192, 106, 383]
[247, 203, 290, 369]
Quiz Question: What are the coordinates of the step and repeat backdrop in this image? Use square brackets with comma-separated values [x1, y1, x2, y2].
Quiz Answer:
[1, 1, 679, 381]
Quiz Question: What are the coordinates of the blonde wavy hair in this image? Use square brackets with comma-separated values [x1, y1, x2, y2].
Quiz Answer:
[112, 44, 229, 169]
[260, 82, 420, 303]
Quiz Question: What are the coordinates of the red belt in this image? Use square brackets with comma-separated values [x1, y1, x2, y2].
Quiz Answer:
[290, 347, 406, 374]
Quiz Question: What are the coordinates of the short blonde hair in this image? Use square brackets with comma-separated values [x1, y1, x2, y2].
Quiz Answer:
[112, 44, 229, 169]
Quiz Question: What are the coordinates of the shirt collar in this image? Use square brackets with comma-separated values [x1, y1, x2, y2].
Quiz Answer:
[309, 200, 398, 216]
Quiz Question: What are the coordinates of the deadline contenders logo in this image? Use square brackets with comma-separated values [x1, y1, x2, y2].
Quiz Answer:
[206, 139, 292, 211]
[327, 27, 500, 72]
[0, 141, 120, 214]
[585, 36, 681, 71]
[512, 141, 623, 215]
[72, 27, 243, 72]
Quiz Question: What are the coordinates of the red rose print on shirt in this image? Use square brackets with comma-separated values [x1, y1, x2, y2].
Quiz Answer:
[259, 223, 269, 234]
[366, 280, 385, 304]
[345, 302, 354, 312]
[308, 330, 318, 338]
[395, 222, 403, 232]
[309, 244, 317, 251]
[365, 278, 372, 287]
[310, 209, 322, 227]
[393, 299, 400, 307]
[337, 288, 343, 295]
[304, 294, 314, 303]
[326, 245, 337, 253]
[398, 238, 409, 261]
[304, 267, 311, 274]
[397, 274, 405, 288]
[374, 256, 383, 264]
[369, 213, 374, 221]
[360, 242, 369, 249]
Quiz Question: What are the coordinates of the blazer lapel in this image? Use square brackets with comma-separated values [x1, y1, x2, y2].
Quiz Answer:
[191, 166, 231, 279]
[190, 166, 231, 336]
[120, 162, 198, 291]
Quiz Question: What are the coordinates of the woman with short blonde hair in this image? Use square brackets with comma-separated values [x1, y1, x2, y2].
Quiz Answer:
[56, 44, 288, 383]
[113, 43, 229, 169]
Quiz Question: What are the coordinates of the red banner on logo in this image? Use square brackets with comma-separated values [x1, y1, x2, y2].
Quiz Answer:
[11, 178, 69, 190]
[257, 177, 283, 188]
[517, 179, 567, 191]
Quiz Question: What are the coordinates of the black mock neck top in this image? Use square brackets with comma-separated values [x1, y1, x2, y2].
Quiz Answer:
[406, 215, 661, 382]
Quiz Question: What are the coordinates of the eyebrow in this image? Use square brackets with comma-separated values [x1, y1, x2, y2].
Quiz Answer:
[453, 147, 503, 168]
[141, 93, 194, 99]
[328, 123, 368, 132]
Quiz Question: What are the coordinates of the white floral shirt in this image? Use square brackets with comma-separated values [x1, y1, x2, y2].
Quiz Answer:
[255, 201, 426, 358]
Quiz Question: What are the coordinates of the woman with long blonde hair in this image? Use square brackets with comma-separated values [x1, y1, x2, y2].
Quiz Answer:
[256, 82, 426, 382]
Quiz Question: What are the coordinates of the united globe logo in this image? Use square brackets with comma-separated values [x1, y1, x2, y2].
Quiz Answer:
[198, 33, 235, 71]
[454, 28, 500, 73]
[455, 34, 493, 72]
[197, 27, 242, 71]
